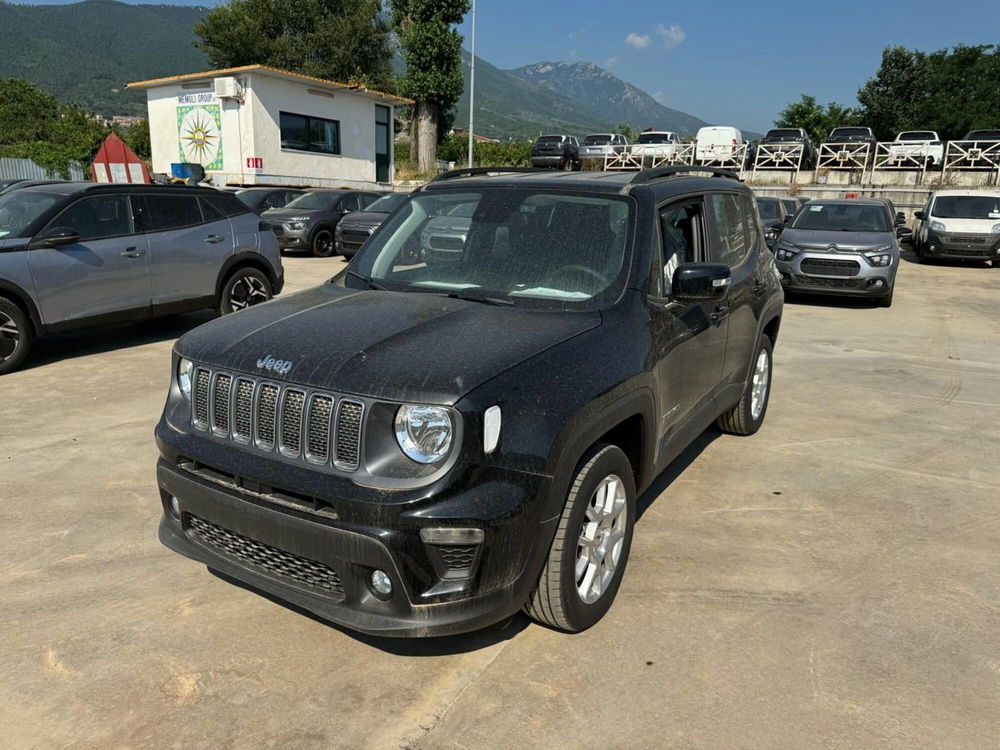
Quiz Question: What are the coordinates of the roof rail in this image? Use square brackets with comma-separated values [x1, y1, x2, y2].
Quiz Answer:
[624, 165, 742, 190]
[426, 166, 549, 184]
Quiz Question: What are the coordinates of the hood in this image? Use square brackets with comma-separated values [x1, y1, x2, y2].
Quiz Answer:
[928, 217, 999, 234]
[339, 211, 387, 230]
[780, 229, 896, 252]
[261, 207, 325, 221]
[175, 283, 601, 404]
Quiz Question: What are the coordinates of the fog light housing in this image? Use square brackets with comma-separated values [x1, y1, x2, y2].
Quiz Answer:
[872, 279, 885, 289]
[168, 495, 181, 519]
[370, 570, 392, 597]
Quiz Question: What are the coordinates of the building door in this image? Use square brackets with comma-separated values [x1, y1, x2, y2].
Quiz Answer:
[375, 106, 391, 183]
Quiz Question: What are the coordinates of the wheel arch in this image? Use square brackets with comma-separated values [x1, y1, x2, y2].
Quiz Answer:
[215, 252, 278, 300]
[0, 279, 42, 334]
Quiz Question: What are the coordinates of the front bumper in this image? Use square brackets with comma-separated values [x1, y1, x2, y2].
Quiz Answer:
[154, 424, 554, 637]
[272, 226, 310, 250]
[776, 253, 896, 297]
[923, 231, 1000, 261]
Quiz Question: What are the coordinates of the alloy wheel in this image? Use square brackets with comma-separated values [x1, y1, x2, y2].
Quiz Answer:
[750, 348, 770, 420]
[229, 276, 270, 311]
[575, 474, 628, 604]
[0, 310, 19, 363]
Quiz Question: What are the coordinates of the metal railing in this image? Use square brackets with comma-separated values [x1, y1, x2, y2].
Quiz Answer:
[817, 142, 871, 170]
[944, 140, 1000, 171]
[694, 143, 748, 169]
[752, 143, 806, 171]
[871, 142, 937, 176]
[603, 143, 694, 170]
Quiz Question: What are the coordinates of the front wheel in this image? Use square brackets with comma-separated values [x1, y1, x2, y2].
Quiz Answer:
[525, 443, 636, 632]
[717, 334, 773, 436]
[311, 228, 335, 257]
[217, 267, 273, 315]
[0, 297, 32, 375]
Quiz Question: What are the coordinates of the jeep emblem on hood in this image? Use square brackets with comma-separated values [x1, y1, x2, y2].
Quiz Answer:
[256, 355, 293, 375]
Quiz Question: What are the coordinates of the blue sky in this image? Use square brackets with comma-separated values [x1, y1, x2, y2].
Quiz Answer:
[21, 0, 1000, 132]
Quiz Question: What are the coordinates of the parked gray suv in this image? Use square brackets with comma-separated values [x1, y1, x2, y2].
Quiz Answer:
[0, 183, 283, 374]
[773, 198, 906, 307]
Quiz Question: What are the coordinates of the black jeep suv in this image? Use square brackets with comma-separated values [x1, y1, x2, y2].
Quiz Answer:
[154, 166, 784, 637]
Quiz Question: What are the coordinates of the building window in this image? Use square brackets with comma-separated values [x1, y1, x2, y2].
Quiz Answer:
[280, 111, 340, 155]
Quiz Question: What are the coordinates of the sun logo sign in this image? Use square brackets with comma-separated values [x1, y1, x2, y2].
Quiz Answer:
[176, 100, 223, 170]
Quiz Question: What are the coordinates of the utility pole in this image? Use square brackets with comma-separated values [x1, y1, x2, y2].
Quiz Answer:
[467, 0, 476, 168]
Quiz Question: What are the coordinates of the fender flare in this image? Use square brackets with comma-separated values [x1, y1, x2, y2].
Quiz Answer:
[0, 278, 43, 334]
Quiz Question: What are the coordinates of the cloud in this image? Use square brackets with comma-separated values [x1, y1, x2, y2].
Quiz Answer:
[625, 33, 651, 49]
[652, 92, 666, 104]
[602, 56, 621, 70]
[655, 24, 686, 49]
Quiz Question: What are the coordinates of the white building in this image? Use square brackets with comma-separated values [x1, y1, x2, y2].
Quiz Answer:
[127, 65, 410, 189]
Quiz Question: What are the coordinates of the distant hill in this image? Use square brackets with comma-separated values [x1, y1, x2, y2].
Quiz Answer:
[511, 61, 709, 137]
[0, 0, 209, 116]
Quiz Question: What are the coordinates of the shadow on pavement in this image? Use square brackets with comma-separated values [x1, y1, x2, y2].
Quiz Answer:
[210, 568, 532, 656]
[636, 427, 721, 521]
[21, 311, 215, 371]
[898, 248, 993, 268]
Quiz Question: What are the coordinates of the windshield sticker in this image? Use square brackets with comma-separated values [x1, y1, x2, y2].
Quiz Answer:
[809, 205, 823, 211]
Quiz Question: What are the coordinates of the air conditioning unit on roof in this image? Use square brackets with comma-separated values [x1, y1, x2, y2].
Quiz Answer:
[214, 77, 239, 99]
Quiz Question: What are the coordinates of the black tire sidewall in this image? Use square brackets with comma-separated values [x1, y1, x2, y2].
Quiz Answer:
[554, 445, 637, 630]
[219, 268, 271, 315]
[312, 228, 335, 257]
[0, 297, 32, 374]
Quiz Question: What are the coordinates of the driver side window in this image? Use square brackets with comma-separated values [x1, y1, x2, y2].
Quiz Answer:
[49, 195, 133, 241]
[656, 200, 703, 296]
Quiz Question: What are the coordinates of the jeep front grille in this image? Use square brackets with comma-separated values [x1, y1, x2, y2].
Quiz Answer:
[190, 366, 365, 473]
[188, 514, 345, 597]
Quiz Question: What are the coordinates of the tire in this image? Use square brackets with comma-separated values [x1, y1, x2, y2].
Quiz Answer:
[525, 443, 636, 632]
[878, 287, 894, 308]
[562, 156, 573, 171]
[0, 296, 32, 375]
[311, 227, 335, 257]
[217, 267, 273, 316]
[992, 260, 999, 269]
[716, 334, 773, 436]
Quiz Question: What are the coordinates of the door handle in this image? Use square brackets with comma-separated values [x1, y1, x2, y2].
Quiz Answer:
[120, 247, 145, 258]
[204, 234, 225, 244]
[752, 278, 767, 296]
[710, 303, 730, 324]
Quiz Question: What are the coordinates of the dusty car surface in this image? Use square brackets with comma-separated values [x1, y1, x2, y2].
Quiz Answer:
[154, 166, 784, 637]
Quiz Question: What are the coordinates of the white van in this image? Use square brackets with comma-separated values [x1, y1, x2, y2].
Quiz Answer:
[913, 188, 1000, 266]
[695, 126, 744, 165]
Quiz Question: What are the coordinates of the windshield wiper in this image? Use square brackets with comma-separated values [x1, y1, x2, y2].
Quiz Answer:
[445, 291, 514, 306]
[345, 269, 386, 290]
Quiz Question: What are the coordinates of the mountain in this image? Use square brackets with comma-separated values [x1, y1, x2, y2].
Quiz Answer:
[453, 51, 616, 141]
[0, 0, 209, 116]
[512, 61, 710, 137]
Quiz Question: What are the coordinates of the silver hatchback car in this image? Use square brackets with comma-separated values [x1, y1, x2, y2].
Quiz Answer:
[0, 183, 283, 374]
[773, 199, 906, 308]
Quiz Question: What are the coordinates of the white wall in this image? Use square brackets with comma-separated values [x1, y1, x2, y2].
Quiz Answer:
[144, 72, 394, 189]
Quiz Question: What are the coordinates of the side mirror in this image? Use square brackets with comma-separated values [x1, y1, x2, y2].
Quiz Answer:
[913, 211, 926, 220]
[33, 226, 80, 248]
[672, 263, 732, 302]
[895, 212, 906, 226]
[896, 227, 913, 239]
[783, 214, 794, 225]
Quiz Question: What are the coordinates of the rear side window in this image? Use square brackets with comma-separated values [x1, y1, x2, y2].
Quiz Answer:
[203, 192, 250, 218]
[199, 196, 227, 222]
[145, 194, 202, 231]
[53, 195, 133, 240]
[707, 193, 749, 267]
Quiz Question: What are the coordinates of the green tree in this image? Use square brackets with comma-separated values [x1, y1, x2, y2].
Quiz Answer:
[391, 0, 470, 172]
[774, 94, 860, 145]
[121, 119, 152, 160]
[194, 0, 393, 90]
[858, 44, 1000, 140]
[0, 78, 62, 144]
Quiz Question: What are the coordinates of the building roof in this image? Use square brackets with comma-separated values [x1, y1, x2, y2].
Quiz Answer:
[126, 65, 412, 106]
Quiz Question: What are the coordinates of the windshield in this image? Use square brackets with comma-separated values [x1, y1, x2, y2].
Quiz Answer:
[637, 133, 673, 144]
[830, 128, 869, 138]
[765, 129, 801, 140]
[931, 195, 1000, 220]
[286, 192, 339, 210]
[898, 132, 935, 141]
[756, 198, 780, 220]
[965, 130, 1000, 141]
[350, 189, 633, 309]
[791, 202, 890, 232]
[583, 135, 612, 145]
[366, 193, 409, 213]
[0, 190, 63, 239]
[537, 136, 564, 144]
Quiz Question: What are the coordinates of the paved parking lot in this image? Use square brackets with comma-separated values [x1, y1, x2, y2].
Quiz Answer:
[2, 253, 999, 749]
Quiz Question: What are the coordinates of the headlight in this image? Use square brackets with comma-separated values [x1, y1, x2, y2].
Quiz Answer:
[764, 227, 779, 242]
[992, 224, 1000, 234]
[774, 242, 800, 261]
[177, 358, 193, 400]
[394, 405, 453, 464]
[930, 221, 946, 232]
[284, 221, 307, 231]
[865, 253, 893, 267]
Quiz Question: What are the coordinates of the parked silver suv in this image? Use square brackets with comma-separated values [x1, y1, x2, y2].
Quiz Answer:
[0, 183, 283, 374]
[773, 198, 906, 308]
